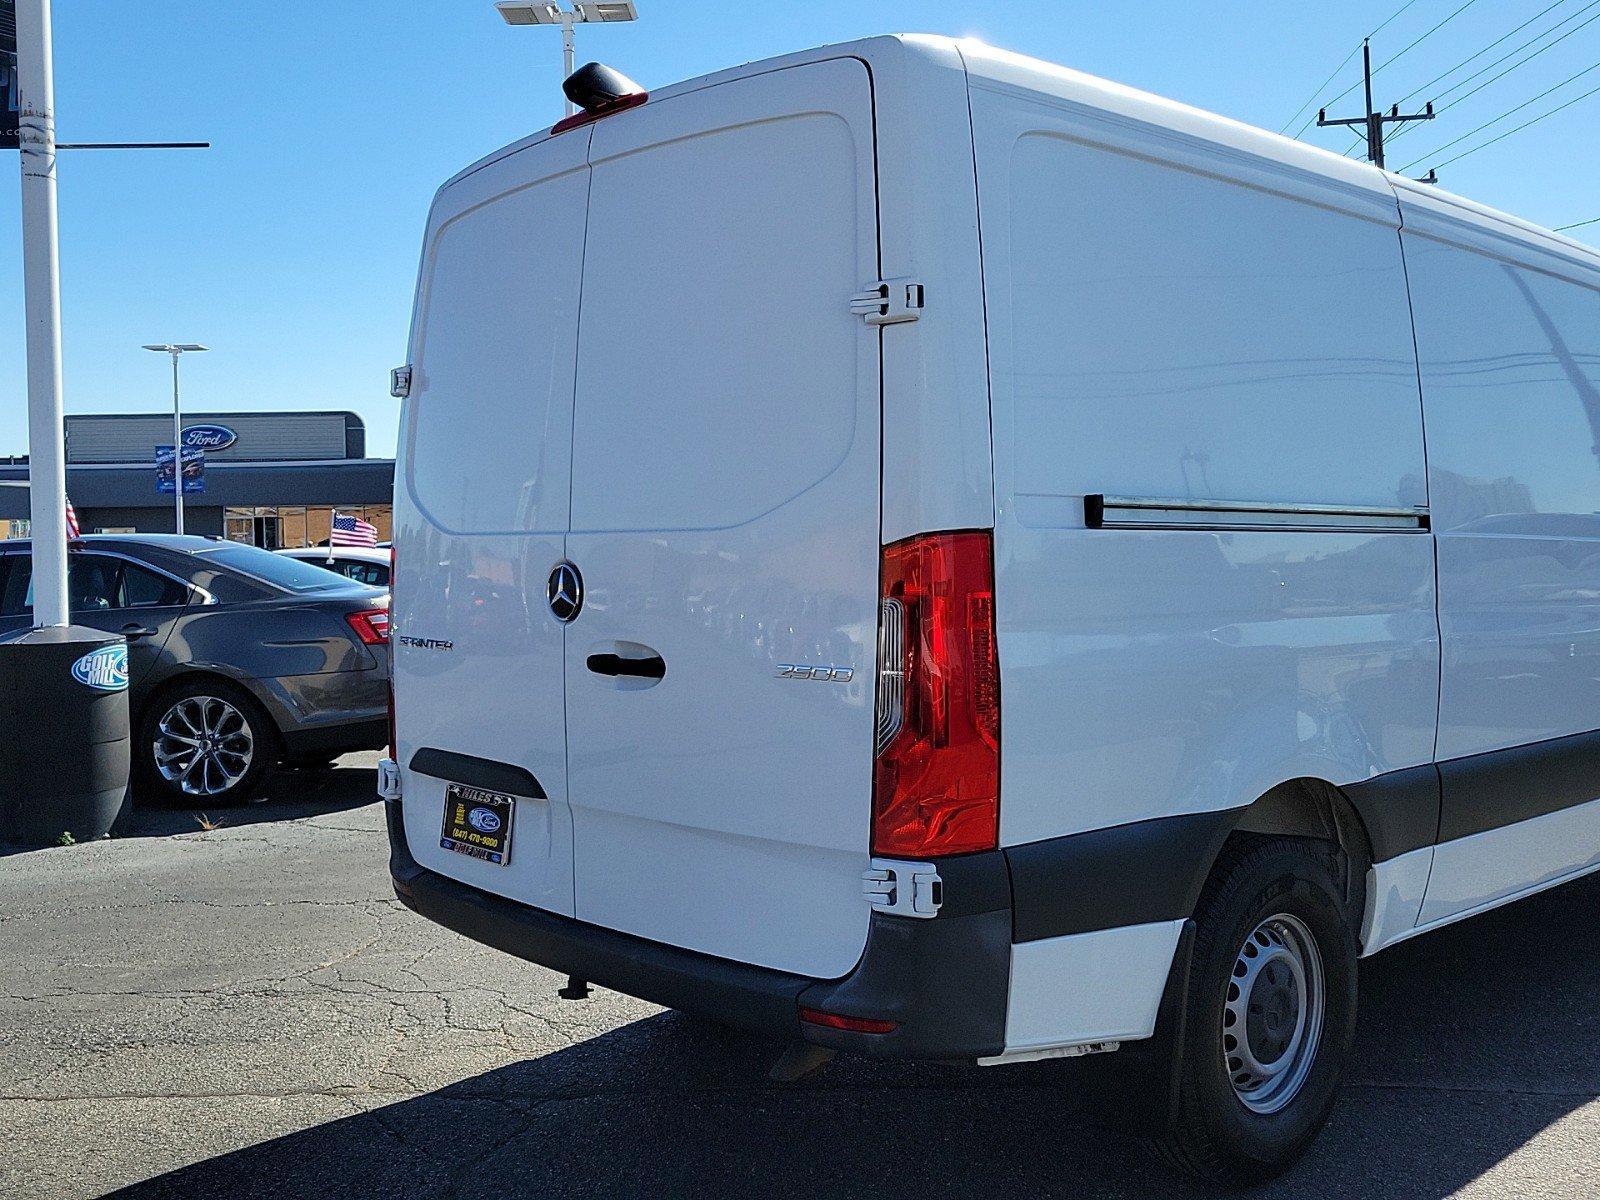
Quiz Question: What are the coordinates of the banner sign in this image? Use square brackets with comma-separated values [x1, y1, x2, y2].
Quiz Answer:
[156, 445, 205, 495]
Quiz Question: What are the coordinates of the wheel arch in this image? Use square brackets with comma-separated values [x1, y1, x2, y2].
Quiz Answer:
[140, 668, 286, 754]
[1220, 778, 1375, 921]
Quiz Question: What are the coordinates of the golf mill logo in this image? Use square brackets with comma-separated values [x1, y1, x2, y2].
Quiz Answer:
[71, 644, 129, 693]
[181, 424, 238, 452]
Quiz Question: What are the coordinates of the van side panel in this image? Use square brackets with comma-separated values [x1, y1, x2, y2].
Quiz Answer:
[967, 74, 1438, 1050]
[971, 84, 1438, 851]
[1397, 188, 1600, 925]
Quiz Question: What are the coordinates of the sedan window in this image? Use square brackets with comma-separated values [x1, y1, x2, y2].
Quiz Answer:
[121, 562, 191, 608]
[0, 556, 29, 617]
[194, 542, 349, 593]
[70, 556, 122, 611]
[338, 562, 389, 587]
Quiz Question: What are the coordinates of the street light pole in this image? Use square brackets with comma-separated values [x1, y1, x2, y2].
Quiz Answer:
[15, 0, 69, 628]
[562, 17, 576, 114]
[142, 343, 208, 535]
[494, 3, 639, 116]
[170, 352, 182, 533]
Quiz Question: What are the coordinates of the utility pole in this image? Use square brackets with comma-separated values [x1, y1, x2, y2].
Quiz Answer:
[1318, 39, 1435, 171]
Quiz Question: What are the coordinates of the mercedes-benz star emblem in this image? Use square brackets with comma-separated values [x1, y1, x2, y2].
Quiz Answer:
[547, 562, 583, 623]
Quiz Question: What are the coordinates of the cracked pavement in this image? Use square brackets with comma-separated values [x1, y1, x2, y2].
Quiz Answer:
[4, 752, 1600, 1198]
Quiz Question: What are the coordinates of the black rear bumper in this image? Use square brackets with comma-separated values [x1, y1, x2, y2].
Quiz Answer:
[385, 798, 1012, 1060]
[281, 716, 387, 758]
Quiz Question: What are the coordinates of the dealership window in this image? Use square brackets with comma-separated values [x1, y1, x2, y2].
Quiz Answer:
[225, 505, 391, 549]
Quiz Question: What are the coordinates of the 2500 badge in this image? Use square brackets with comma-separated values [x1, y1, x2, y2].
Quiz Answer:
[776, 663, 854, 683]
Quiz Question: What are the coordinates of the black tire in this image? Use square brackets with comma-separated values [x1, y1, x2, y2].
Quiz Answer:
[136, 677, 277, 806]
[1157, 837, 1359, 1185]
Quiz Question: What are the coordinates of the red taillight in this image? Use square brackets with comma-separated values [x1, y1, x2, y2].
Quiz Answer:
[798, 1007, 898, 1035]
[346, 607, 390, 646]
[871, 530, 1000, 858]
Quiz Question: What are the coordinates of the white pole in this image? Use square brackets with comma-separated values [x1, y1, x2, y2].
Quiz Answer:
[170, 351, 184, 535]
[16, 0, 69, 628]
[562, 14, 576, 115]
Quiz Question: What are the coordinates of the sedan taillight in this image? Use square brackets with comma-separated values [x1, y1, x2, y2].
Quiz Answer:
[346, 607, 390, 646]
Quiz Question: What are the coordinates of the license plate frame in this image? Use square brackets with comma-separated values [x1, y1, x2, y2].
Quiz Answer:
[439, 783, 516, 866]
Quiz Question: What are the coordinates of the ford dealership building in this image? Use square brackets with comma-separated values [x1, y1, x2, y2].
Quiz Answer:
[0, 411, 393, 547]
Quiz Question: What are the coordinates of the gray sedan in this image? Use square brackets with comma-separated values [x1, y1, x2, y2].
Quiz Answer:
[0, 534, 389, 803]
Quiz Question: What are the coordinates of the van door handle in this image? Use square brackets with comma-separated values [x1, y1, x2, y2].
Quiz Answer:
[121, 623, 158, 640]
[586, 652, 665, 680]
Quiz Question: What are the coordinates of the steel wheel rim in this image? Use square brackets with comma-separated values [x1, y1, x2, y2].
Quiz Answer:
[154, 695, 254, 797]
[1223, 912, 1325, 1115]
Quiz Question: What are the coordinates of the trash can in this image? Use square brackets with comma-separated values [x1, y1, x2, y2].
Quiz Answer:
[0, 625, 132, 847]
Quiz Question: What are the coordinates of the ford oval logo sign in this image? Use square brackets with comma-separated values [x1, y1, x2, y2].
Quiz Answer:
[467, 806, 502, 834]
[71, 644, 129, 692]
[181, 423, 237, 452]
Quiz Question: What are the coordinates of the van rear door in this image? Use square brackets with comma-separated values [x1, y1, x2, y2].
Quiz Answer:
[562, 59, 883, 977]
[395, 130, 591, 918]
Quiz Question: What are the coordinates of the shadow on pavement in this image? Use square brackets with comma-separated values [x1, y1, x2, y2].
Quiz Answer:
[106, 873, 1600, 1200]
[112, 762, 379, 840]
[0, 764, 378, 856]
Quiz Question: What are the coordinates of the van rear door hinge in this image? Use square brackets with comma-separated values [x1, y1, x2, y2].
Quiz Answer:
[390, 365, 412, 398]
[863, 857, 942, 918]
[851, 278, 924, 326]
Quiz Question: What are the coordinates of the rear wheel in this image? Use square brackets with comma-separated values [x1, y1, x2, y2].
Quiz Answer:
[139, 678, 275, 805]
[1157, 838, 1358, 1184]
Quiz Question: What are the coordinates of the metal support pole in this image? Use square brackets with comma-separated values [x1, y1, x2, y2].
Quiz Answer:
[170, 352, 184, 535]
[562, 16, 576, 114]
[16, 0, 69, 628]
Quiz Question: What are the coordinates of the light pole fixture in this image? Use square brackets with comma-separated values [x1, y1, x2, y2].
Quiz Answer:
[495, 2, 639, 116]
[141, 343, 207, 535]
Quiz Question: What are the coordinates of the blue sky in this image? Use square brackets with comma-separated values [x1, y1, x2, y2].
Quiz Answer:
[2, 0, 1597, 458]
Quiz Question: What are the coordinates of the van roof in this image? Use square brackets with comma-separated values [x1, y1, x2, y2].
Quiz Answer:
[446, 33, 1600, 280]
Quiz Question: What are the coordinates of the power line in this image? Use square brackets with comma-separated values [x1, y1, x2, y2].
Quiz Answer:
[1394, 0, 1574, 105]
[1555, 216, 1600, 230]
[1280, 44, 1364, 133]
[1422, 78, 1600, 170]
[1399, 59, 1600, 169]
[1296, 0, 1482, 135]
[1388, 2, 1600, 146]
[1280, 0, 1427, 133]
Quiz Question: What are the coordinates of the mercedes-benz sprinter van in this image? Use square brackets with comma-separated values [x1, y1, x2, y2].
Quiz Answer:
[381, 35, 1600, 1182]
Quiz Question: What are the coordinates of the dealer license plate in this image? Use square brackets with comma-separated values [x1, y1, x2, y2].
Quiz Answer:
[439, 783, 515, 866]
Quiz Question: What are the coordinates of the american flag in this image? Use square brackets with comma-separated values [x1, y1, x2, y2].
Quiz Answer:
[330, 511, 379, 547]
[65, 497, 80, 539]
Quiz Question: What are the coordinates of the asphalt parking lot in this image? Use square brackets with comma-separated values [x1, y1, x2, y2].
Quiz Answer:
[4, 753, 1600, 1199]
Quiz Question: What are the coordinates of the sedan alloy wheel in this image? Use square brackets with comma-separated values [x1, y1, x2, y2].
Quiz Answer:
[154, 694, 255, 797]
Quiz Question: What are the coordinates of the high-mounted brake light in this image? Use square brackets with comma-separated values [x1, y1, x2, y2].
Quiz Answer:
[347, 607, 390, 647]
[871, 531, 1000, 858]
[799, 1007, 898, 1035]
[551, 61, 648, 134]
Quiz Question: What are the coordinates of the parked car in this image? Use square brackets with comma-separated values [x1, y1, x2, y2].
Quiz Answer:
[277, 545, 391, 588]
[0, 534, 389, 802]
[382, 35, 1600, 1184]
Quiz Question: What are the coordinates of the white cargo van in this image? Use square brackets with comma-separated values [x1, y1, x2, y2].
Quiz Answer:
[380, 35, 1600, 1181]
